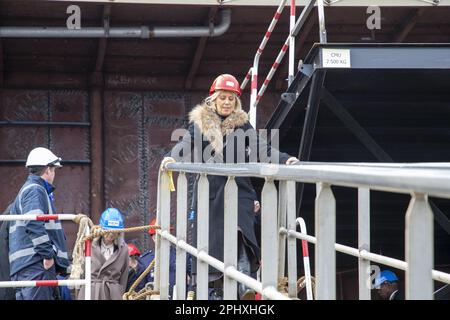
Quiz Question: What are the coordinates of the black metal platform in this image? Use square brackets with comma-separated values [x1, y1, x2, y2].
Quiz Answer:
[263, 43, 450, 279]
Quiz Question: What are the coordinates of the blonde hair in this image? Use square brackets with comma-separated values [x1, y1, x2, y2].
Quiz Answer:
[205, 90, 242, 113]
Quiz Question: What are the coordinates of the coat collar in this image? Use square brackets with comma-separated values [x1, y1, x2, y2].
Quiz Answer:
[27, 175, 55, 194]
[188, 102, 249, 153]
[93, 234, 126, 273]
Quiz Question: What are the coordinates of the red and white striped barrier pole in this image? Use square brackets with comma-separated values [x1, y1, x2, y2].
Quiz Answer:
[241, 0, 287, 92]
[255, 37, 290, 107]
[0, 279, 86, 288]
[84, 225, 92, 300]
[296, 217, 313, 300]
[0, 213, 92, 300]
[242, 0, 288, 128]
[0, 214, 78, 221]
[240, 67, 252, 92]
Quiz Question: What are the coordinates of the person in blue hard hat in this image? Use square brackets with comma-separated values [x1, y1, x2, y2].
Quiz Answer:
[77, 208, 129, 300]
[373, 270, 403, 300]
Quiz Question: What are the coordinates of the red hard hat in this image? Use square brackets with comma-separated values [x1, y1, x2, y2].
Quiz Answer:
[148, 218, 173, 235]
[148, 218, 157, 236]
[127, 243, 141, 256]
[209, 74, 241, 97]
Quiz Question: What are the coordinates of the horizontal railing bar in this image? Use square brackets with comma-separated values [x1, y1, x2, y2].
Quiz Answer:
[0, 121, 90, 127]
[167, 163, 450, 199]
[280, 228, 450, 285]
[160, 231, 289, 300]
[298, 162, 450, 170]
[0, 160, 91, 165]
[0, 214, 78, 221]
[0, 279, 87, 288]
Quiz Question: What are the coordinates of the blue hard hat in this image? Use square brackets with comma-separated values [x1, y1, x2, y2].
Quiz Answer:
[100, 208, 125, 230]
[374, 270, 398, 289]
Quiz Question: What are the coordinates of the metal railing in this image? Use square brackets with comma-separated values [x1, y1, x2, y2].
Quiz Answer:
[154, 162, 450, 300]
[0, 214, 92, 300]
[241, 0, 327, 128]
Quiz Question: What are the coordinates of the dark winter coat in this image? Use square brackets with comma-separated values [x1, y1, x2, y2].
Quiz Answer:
[169, 101, 290, 277]
[8, 175, 70, 276]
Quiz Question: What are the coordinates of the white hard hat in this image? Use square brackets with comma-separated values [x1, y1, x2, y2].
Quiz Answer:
[25, 147, 62, 168]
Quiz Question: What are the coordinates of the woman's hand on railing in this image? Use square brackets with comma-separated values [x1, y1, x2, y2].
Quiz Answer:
[285, 157, 300, 165]
[160, 157, 176, 172]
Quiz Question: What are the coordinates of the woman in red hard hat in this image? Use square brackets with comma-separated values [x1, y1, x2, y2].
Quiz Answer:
[161, 74, 299, 300]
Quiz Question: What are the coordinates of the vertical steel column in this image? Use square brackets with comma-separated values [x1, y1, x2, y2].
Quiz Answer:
[405, 193, 434, 300]
[176, 173, 188, 300]
[249, 68, 258, 128]
[89, 88, 104, 222]
[298, 69, 326, 163]
[261, 179, 278, 299]
[288, 0, 296, 85]
[196, 174, 209, 300]
[296, 70, 326, 218]
[159, 172, 171, 300]
[358, 188, 371, 300]
[278, 181, 287, 280]
[286, 181, 298, 298]
[223, 176, 238, 300]
[315, 182, 336, 300]
[317, 0, 328, 43]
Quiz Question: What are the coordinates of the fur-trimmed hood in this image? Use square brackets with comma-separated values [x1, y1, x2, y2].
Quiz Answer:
[188, 101, 249, 153]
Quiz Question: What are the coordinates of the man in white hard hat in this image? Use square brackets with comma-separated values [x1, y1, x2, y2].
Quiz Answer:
[8, 147, 69, 300]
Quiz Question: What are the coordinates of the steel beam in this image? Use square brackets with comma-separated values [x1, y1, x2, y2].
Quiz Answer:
[89, 88, 104, 223]
[321, 89, 392, 161]
[296, 70, 326, 218]
[393, 8, 427, 43]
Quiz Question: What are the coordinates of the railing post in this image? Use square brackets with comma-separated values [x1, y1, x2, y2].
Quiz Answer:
[154, 173, 162, 295]
[405, 193, 434, 300]
[176, 172, 187, 300]
[196, 174, 210, 300]
[261, 179, 279, 299]
[84, 225, 91, 300]
[159, 171, 171, 300]
[223, 176, 238, 300]
[286, 181, 298, 298]
[358, 188, 371, 300]
[315, 182, 336, 300]
[278, 181, 287, 281]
